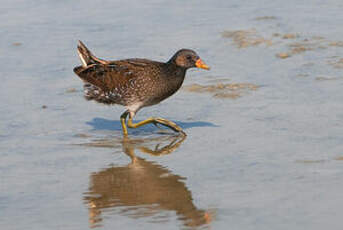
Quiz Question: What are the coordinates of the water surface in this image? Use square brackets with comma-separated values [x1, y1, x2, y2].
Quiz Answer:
[1, 0, 343, 229]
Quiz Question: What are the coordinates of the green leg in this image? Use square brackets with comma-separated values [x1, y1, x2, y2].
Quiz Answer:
[127, 115, 186, 135]
[120, 110, 129, 136]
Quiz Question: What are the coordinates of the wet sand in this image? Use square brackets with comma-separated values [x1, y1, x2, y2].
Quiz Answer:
[2, 0, 343, 230]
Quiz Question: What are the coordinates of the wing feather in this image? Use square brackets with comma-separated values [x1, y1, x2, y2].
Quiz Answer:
[73, 61, 144, 92]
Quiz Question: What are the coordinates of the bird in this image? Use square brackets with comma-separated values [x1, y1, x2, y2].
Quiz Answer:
[73, 41, 210, 136]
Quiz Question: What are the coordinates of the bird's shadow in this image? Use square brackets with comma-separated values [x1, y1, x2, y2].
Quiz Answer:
[86, 117, 218, 132]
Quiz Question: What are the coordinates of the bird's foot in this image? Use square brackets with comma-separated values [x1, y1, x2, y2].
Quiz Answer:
[153, 118, 187, 136]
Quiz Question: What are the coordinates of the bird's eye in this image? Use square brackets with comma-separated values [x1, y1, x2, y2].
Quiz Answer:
[186, 55, 192, 60]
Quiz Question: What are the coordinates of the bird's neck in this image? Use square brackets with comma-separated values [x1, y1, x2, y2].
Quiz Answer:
[165, 61, 187, 78]
[166, 64, 187, 94]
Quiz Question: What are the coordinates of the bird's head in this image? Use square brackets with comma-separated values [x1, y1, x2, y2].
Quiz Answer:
[170, 49, 210, 70]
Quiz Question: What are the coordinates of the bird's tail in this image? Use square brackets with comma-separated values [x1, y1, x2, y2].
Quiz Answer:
[76, 40, 107, 67]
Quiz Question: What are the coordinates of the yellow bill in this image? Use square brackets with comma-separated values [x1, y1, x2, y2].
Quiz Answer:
[195, 59, 210, 70]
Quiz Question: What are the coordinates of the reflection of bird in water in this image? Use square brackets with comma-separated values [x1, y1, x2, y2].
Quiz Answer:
[83, 134, 213, 228]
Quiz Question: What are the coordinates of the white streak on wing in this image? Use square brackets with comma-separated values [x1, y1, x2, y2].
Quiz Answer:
[77, 50, 87, 67]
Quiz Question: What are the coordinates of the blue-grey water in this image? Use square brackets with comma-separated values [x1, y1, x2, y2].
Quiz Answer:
[1, 0, 343, 229]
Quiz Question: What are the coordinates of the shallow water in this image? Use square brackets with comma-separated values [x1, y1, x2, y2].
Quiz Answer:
[2, 0, 343, 229]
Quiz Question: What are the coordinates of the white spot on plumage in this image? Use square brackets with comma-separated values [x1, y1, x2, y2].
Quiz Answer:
[127, 102, 143, 113]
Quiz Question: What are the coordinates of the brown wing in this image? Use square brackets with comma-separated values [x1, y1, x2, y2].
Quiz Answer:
[73, 61, 145, 92]
[74, 58, 164, 105]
